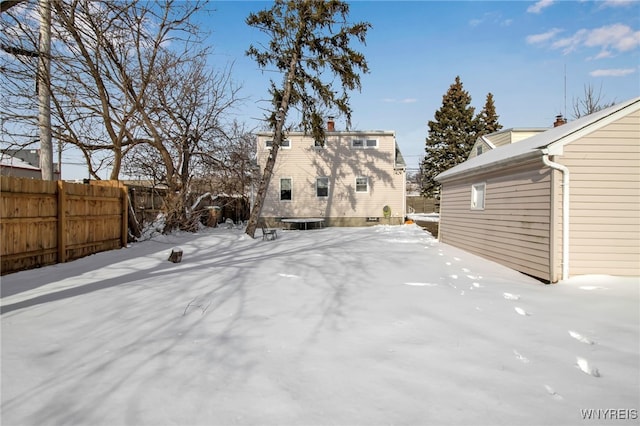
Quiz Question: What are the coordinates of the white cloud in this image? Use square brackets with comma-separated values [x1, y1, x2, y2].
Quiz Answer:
[601, 0, 636, 8]
[551, 29, 588, 54]
[526, 28, 563, 44]
[590, 49, 613, 60]
[584, 24, 640, 52]
[527, 0, 554, 14]
[382, 98, 417, 104]
[469, 12, 511, 28]
[530, 23, 640, 56]
[589, 68, 636, 77]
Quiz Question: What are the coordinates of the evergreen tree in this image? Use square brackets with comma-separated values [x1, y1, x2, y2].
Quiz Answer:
[420, 76, 477, 198]
[477, 92, 503, 136]
[244, 0, 370, 238]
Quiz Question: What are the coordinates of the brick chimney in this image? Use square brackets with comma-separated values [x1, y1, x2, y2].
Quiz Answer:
[327, 117, 335, 132]
[553, 114, 567, 127]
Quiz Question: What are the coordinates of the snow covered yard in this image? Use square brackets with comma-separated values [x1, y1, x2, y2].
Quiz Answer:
[1, 224, 638, 426]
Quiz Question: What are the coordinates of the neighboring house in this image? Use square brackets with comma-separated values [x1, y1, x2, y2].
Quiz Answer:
[0, 149, 61, 180]
[1, 153, 43, 179]
[436, 97, 640, 283]
[468, 127, 547, 159]
[256, 120, 407, 226]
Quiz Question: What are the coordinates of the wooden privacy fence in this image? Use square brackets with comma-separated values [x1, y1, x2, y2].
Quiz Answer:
[1, 177, 128, 275]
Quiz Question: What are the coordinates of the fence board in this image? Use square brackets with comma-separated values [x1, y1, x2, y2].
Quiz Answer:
[1, 176, 127, 275]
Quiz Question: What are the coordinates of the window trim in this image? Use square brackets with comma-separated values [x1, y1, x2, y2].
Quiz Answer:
[471, 182, 486, 210]
[351, 139, 378, 149]
[316, 177, 329, 198]
[280, 177, 292, 201]
[355, 176, 369, 193]
[266, 139, 291, 149]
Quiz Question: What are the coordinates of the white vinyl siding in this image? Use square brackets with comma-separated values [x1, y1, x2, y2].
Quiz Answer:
[438, 103, 639, 281]
[439, 162, 552, 281]
[256, 131, 405, 224]
[558, 110, 640, 277]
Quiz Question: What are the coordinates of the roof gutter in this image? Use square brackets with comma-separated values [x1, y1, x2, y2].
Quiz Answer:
[437, 149, 540, 183]
[541, 150, 569, 281]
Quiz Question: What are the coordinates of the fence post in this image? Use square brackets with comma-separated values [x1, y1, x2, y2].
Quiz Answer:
[57, 180, 67, 263]
[121, 184, 128, 247]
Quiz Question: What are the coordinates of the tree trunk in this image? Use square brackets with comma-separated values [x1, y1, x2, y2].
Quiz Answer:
[245, 143, 280, 237]
[245, 52, 299, 238]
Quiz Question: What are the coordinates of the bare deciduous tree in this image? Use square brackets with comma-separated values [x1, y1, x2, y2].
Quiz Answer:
[2, 0, 209, 180]
[572, 83, 616, 119]
[130, 52, 243, 232]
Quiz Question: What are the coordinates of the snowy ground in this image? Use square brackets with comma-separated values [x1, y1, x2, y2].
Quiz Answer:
[407, 212, 439, 223]
[1, 224, 638, 426]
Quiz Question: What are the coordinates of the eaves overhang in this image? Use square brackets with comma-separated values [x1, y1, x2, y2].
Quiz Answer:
[436, 149, 542, 183]
[436, 96, 640, 183]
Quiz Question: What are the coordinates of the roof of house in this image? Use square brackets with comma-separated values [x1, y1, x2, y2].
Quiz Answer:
[484, 127, 547, 141]
[0, 154, 40, 170]
[395, 144, 406, 169]
[256, 128, 407, 170]
[256, 130, 396, 137]
[436, 96, 640, 182]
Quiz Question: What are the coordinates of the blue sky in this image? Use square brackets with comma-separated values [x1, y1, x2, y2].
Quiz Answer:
[203, 0, 640, 172]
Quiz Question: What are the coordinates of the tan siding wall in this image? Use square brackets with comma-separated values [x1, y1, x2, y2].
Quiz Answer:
[510, 130, 545, 143]
[486, 130, 545, 148]
[486, 132, 511, 148]
[469, 130, 547, 160]
[467, 139, 492, 159]
[557, 110, 640, 276]
[439, 161, 552, 281]
[257, 132, 405, 225]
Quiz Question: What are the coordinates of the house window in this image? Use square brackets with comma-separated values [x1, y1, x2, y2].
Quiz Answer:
[280, 178, 292, 200]
[471, 183, 485, 210]
[316, 177, 329, 197]
[314, 139, 326, 148]
[352, 139, 378, 149]
[355, 177, 369, 193]
[476, 145, 483, 156]
[266, 139, 291, 149]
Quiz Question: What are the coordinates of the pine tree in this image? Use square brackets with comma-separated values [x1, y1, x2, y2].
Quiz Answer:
[420, 76, 477, 198]
[244, 0, 370, 238]
[477, 92, 503, 136]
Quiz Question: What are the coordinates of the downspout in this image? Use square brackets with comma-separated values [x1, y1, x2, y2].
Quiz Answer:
[541, 150, 569, 281]
[402, 168, 407, 222]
